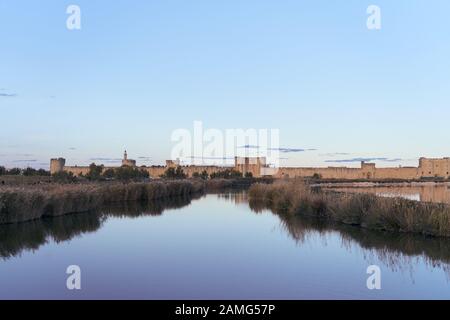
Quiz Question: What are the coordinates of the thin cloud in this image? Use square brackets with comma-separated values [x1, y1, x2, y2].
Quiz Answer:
[271, 148, 317, 153]
[325, 157, 403, 163]
[189, 156, 234, 160]
[13, 159, 37, 162]
[0, 153, 35, 158]
[238, 145, 316, 153]
[319, 152, 351, 157]
[0, 93, 17, 97]
[15, 153, 34, 157]
[89, 157, 122, 163]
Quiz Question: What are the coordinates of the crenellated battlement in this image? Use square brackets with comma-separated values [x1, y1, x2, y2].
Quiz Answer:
[50, 152, 450, 180]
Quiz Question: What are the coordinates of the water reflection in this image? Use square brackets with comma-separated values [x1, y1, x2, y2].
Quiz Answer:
[217, 190, 248, 204]
[2, 191, 450, 283]
[0, 211, 104, 260]
[249, 197, 450, 276]
[0, 195, 199, 260]
[324, 184, 450, 204]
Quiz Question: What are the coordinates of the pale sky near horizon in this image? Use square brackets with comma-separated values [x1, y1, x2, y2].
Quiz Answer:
[1, 1, 450, 169]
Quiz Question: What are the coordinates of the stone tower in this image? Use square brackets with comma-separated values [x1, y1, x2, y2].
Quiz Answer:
[122, 150, 136, 167]
[50, 158, 66, 175]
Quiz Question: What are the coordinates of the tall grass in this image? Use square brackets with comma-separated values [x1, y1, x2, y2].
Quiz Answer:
[0, 194, 200, 259]
[248, 180, 450, 237]
[0, 180, 205, 224]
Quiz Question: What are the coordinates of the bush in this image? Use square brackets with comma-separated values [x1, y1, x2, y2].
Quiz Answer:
[23, 167, 50, 176]
[52, 171, 76, 183]
[86, 163, 104, 181]
[193, 170, 209, 180]
[114, 166, 149, 181]
[312, 173, 322, 179]
[6, 168, 21, 175]
[102, 168, 115, 179]
[210, 169, 243, 179]
[161, 166, 186, 179]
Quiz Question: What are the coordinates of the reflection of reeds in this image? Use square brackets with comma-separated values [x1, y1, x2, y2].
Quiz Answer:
[273, 212, 450, 275]
[249, 180, 450, 237]
[0, 194, 199, 260]
[0, 211, 103, 259]
[0, 180, 206, 224]
[101, 194, 202, 218]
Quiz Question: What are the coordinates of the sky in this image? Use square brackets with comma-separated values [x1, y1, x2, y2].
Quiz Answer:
[1, 0, 450, 169]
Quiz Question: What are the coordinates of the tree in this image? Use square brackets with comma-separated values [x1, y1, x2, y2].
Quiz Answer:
[102, 168, 115, 179]
[23, 167, 37, 176]
[52, 171, 76, 183]
[86, 163, 104, 180]
[312, 173, 322, 180]
[210, 169, 242, 179]
[0, 166, 6, 176]
[37, 169, 51, 176]
[161, 166, 186, 179]
[21, 167, 50, 176]
[200, 170, 209, 180]
[98, 166, 150, 181]
[114, 166, 149, 181]
[192, 171, 209, 180]
[6, 168, 21, 175]
[244, 172, 253, 178]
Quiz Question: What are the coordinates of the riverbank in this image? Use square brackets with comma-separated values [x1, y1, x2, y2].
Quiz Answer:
[0, 178, 262, 224]
[248, 180, 450, 237]
[311, 180, 450, 188]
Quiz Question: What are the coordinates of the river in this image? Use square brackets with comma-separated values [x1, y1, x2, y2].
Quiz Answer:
[0, 191, 449, 299]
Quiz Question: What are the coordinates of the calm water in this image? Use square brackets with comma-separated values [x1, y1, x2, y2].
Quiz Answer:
[1, 191, 450, 299]
[324, 184, 450, 204]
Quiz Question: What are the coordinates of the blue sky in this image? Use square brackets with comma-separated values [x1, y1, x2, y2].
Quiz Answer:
[1, 0, 450, 169]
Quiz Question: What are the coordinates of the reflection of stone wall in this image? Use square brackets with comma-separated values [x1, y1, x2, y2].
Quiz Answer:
[329, 185, 450, 205]
[419, 185, 450, 204]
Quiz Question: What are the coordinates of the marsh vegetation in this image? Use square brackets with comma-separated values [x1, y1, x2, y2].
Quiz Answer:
[249, 180, 450, 237]
[0, 180, 205, 224]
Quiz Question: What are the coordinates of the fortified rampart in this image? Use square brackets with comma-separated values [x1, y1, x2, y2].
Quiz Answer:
[50, 152, 450, 180]
[275, 158, 450, 180]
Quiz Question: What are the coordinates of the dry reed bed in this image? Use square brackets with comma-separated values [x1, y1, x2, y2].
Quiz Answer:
[248, 181, 450, 237]
[0, 180, 205, 224]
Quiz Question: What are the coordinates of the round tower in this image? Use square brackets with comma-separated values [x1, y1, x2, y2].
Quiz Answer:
[50, 158, 66, 175]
